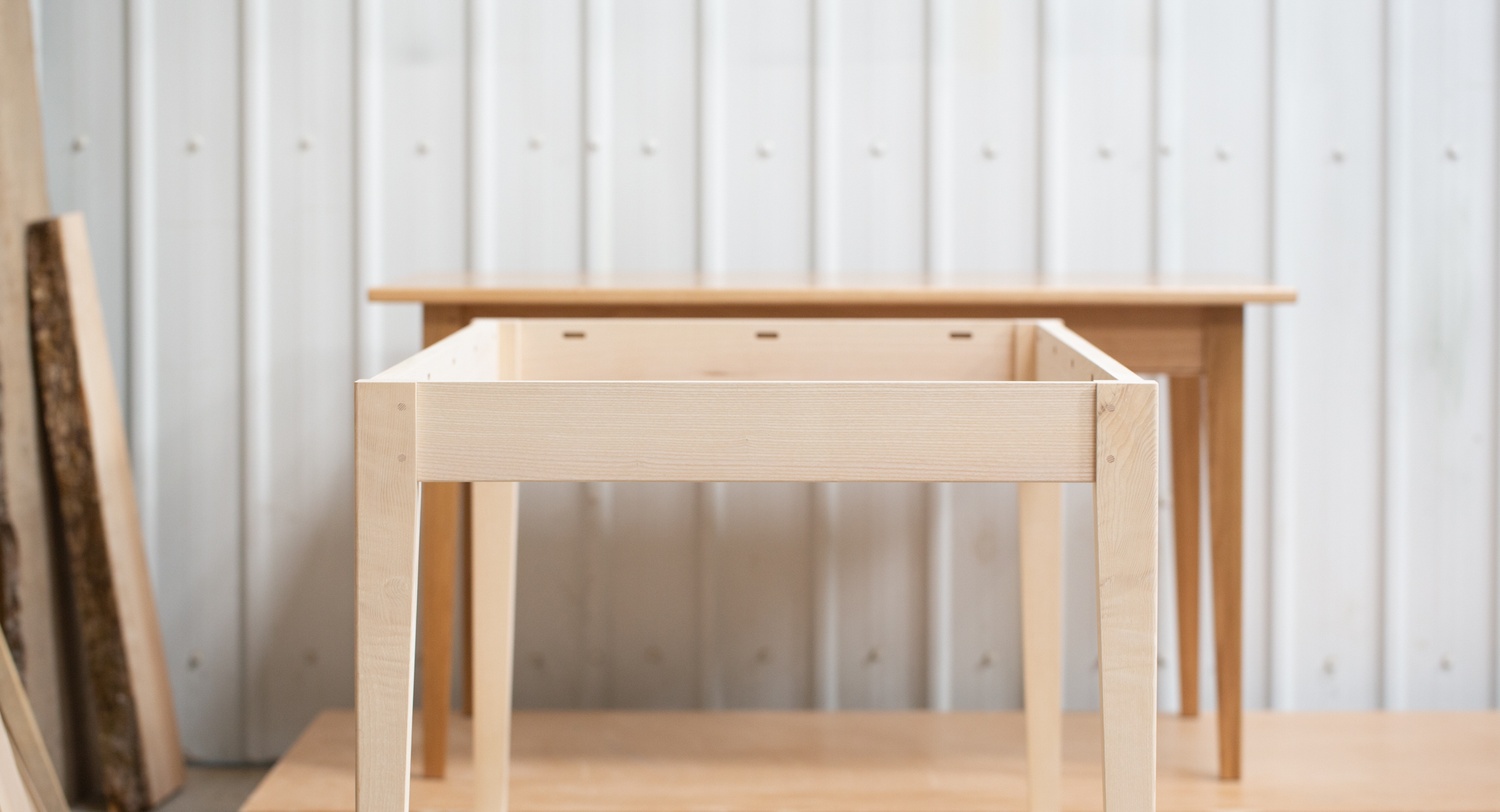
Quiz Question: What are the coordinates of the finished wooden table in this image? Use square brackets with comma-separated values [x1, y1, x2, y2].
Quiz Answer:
[369, 273, 1296, 782]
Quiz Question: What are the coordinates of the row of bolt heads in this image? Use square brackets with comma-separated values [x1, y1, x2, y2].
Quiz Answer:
[67, 135, 1470, 164]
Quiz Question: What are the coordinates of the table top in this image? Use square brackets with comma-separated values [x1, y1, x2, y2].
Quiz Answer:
[370, 273, 1297, 308]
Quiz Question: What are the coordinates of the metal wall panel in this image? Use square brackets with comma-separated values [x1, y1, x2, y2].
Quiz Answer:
[32, 0, 1500, 760]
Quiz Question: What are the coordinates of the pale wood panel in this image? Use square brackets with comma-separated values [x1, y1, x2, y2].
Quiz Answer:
[353, 382, 420, 812]
[1386, 0, 1498, 708]
[471, 482, 518, 812]
[416, 382, 1096, 483]
[1018, 482, 1062, 812]
[1092, 381, 1159, 811]
[1274, 0, 1386, 709]
[243, 0, 358, 760]
[518, 319, 1014, 381]
[149, 0, 244, 761]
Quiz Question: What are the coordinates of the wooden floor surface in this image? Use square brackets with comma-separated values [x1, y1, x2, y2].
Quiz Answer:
[242, 709, 1500, 812]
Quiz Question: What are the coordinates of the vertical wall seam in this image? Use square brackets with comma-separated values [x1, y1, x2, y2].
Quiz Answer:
[922, 0, 954, 713]
[580, 0, 614, 707]
[467, 0, 497, 271]
[1266, 0, 1297, 711]
[694, 0, 726, 709]
[1146, 0, 1161, 278]
[583, 0, 613, 280]
[239, 0, 271, 759]
[1038, 0, 1061, 278]
[1379, 0, 1410, 711]
[810, 0, 838, 710]
[353, 0, 383, 378]
[1492, 0, 1500, 710]
[698, 0, 725, 285]
[126, 0, 159, 578]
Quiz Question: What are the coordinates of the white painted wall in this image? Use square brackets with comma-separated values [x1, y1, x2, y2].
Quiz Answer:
[32, 0, 1500, 763]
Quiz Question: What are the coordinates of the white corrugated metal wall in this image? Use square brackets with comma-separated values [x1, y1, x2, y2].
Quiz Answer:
[32, 0, 1500, 762]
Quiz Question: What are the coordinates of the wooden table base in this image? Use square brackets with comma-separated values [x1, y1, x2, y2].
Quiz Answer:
[246, 710, 1500, 812]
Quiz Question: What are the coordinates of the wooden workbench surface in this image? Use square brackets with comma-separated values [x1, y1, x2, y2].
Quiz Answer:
[243, 710, 1500, 812]
[370, 273, 1297, 308]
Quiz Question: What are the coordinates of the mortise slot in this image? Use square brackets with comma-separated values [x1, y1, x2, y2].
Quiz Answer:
[948, 331, 973, 340]
[756, 331, 779, 340]
[563, 331, 586, 339]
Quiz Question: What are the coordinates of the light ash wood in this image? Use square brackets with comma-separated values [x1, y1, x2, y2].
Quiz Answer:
[26, 215, 184, 810]
[1169, 376, 1202, 718]
[471, 482, 518, 812]
[357, 318, 1157, 812]
[0, 629, 65, 812]
[0, 0, 75, 796]
[1093, 382, 1159, 812]
[246, 709, 1500, 812]
[1017, 483, 1061, 812]
[516, 319, 1017, 381]
[355, 382, 421, 812]
[417, 381, 1096, 483]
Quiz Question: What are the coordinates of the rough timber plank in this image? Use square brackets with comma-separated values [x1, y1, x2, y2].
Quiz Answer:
[242, 710, 1500, 812]
[27, 215, 184, 810]
[0, 0, 75, 796]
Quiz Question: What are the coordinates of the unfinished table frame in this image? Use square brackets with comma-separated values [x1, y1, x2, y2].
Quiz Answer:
[373, 278, 1292, 783]
[356, 318, 1157, 812]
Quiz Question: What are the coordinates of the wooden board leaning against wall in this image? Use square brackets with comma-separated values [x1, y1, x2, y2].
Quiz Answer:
[28, 214, 184, 812]
[0, 0, 79, 797]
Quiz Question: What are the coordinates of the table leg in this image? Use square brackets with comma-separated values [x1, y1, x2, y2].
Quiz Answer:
[1205, 307, 1244, 780]
[355, 382, 420, 812]
[418, 483, 459, 777]
[418, 307, 467, 773]
[1093, 381, 1158, 812]
[472, 482, 520, 812]
[1018, 483, 1062, 812]
[1169, 376, 1202, 717]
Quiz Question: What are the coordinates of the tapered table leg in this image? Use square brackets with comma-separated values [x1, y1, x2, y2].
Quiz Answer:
[472, 482, 519, 812]
[1169, 375, 1202, 717]
[1019, 483, 1062, 812]
[1206, 307, 1244, 780]
[355, 382, 420, 812]
[1094, 381, 1159, 812]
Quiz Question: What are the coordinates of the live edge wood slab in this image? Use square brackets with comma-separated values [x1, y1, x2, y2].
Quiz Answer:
[28, 215, 185, 811]
[369, 273, 1297, 784]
